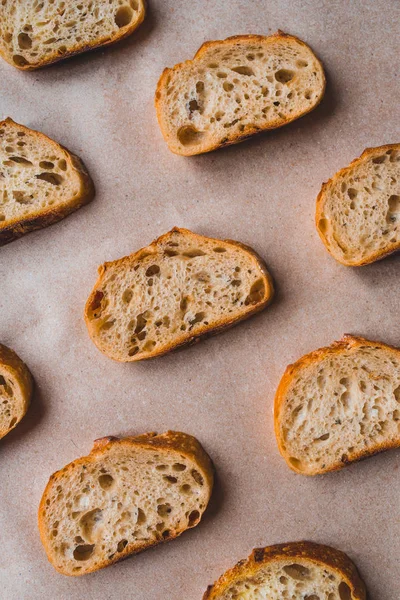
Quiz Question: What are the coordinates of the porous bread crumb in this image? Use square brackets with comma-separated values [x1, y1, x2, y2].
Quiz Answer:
[156, 32, 325, 155]
[0, 0, 145, 70]
[0, 344, 32, 439]
[84, 228, 274, 361]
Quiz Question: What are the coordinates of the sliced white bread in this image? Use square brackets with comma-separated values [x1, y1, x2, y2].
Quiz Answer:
[155, 32, 325, 156]
[203, 541, 366, 600]
[39, 431, 213, 576]
[0, 0, 145, 70]
[316, 144, 400, 266]
[275, 335, 400, 475]
[84, 227, 274, 362]
[0, 118, 94, 246]
[0, 343, 33, 439]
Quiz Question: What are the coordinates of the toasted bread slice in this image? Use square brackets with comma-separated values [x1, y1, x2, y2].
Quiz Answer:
[155, 32, 325, 156]
[39, 431, 213, 576]
[316, 144, 400, 266]
[203, 541, 366, 600]
[0, 343, 33, 439]
[275, 335, 400, 475]
[0, 118, 94, 246]
[84, 227, 274, 362]
[0, 0, 145, 70]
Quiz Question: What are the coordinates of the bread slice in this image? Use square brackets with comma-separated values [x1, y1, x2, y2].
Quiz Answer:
[84, 227, 274, 362]
[38, 431, 213, 576]
[0, 0, 145, 70]
[0, 118, 94, 246]
[203, 541, 366, 600]
[275, 335, 400, 475]
[155, 31, 325, 156]
[316, 144, 400, 266]
[0, 343, 33, 440]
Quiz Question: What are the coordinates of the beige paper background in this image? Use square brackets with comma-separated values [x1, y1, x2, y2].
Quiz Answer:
[1, 1, 399, 598]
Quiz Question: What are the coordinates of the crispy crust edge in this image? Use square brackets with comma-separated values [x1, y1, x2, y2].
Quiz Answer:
[315, 143, 400, 266]
[203, 541, 366, 600]
[84, 227, 274, 362]
[155, 31, 326, 156]
[0, 343, 33, 439]
[274, 334, 400, 475]
[0, 1, 146, 71]
[0, 118, 95, 246]
[38, 430, 214, 576]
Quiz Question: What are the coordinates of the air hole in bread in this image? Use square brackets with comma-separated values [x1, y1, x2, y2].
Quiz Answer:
[275, 69, 295, 83]
[289, 456, 303, 470]
[182, 249, 206, 258]
[196, 81, 204, 93]
[188, 510, 200, 526]
[163, 475, 177, 484]
[165, 249, 179, 257]
[338, 582, 352, 600]
[157, 503, 172, 517]
[117, 539, 128, 552]
[297, 59, 308, 68]
[128, 346, 139, 356]
[18, 32, 32, 49]
[39, 161, 55, 169]
[372, 155, 386, 164]
[177, 126, 205, 146]
[58, 159, 67, 171]
[36, 172, 63, 185]
[305, 596, 320, 600]
[245, 278, 265, 305]
[180, 484, 191, 494]
[231, 66, 254, 76]
[13, 55, 30, 67]
[114, 5, 134, 26]
[9, 156, 33, 166]
[190, 312, 206, 326]
[283, 564, 311, 580]
[9, 417, 17, 428]
[98, 474, 114, 490]
[223, 81, 234, 92]
[388, 195, 400, 213]
[191, 469, 204, 485]
[73, 544, 95, 561]
[13, 191, 33, 204]
[145, 264, 160, 277]
[122, 289, 133, 304]
[318, 218, 329, 233]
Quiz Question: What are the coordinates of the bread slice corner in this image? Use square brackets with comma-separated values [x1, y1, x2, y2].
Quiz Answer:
[203, 541, 366, 600]
[275, 334, 400, 475]
[84, 227, 274, 362]
[0, 0, 146, 70]
[38, 431, 213, 576]
[0, 117, 94, 245]
[155, 31, 325, 156]
[0, 343, 33, 439]
[316, 144, 400, 266]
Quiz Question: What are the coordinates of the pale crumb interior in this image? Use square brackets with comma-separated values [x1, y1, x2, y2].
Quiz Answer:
[318, 148, 400, 264]
[41, 442, 209, 575]
[280, 344, 400, 473]
[86, 230, 268, 360]
[216, 559, 352, 600]
[0, 0, 143, 68]
[0, 369, 21, 438]
[158, 37, 324, 153]
[0, 121, 81, 225]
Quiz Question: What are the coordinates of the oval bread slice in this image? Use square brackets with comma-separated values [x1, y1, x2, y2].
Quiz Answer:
[0, 0, 145, 70]
[84, 227, 274, 362]
[0, 118, 94, 246]
[274, 335, 400, 475]
[0, 343, 33, 439]
[203, 541, 366, 600]
[38, 431, 213, 576]
[155, 32, 325, 156]
[316, 144, 400, 266]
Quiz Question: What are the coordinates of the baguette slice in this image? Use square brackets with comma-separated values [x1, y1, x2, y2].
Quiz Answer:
[275, 335, 400, 475]
[203, 541, 366, 600]
[84, 227, 274, 362]
[155, 32, 325, 156]
[39, 431, 213, 576]
[0, 343, 33, 439]
[0, 118, 94, 246]
[0, 0, 145, 70]
[316, 144, 400, 266]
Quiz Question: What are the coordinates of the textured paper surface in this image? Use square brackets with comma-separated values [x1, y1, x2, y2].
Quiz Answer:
[0, 1, 399, 598]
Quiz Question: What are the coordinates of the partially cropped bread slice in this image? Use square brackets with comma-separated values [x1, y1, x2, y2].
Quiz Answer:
[0, 344, 33, 439]
[316, 144, 400, 266]
[0, 0, 145, 70]
[155, 32, 325, 156]
[39, 431, 213, 576]
[0, 118, 94, 246]
[84, 227, 274, 362]
[203, 541, 366, 600]
[275, 335, 400, 475]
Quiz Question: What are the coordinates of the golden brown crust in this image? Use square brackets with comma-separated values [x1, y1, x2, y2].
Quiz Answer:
[274, 334, 400, 474]
[155, 31, 326, 156]
[316, 143, 400, 266]
[203, 541, 366, 599]
[38, 430, 214, 576]
[0, 343, 33, 439]
[84, 227, 274, 362]
[0, 2, 146, 71]
[0, 118, 95, 246]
